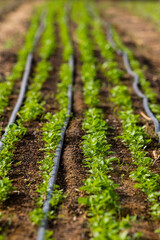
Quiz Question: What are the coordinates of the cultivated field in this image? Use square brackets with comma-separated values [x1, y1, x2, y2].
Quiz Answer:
[0, 0, 160, 239]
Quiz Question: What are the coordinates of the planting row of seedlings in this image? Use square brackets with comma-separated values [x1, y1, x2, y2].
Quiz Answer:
[0, 8, 46, 238]
[32, 3, 74, 240]
[0, 2, 60, 239]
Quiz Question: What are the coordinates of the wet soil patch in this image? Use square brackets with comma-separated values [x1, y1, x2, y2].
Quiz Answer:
[53, 117, 89, 240]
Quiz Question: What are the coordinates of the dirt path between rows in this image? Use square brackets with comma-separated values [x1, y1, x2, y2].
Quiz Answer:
[52, 22, 89, 240]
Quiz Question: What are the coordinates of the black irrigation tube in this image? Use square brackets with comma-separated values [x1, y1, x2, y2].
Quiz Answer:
[36, 55, 74, 240]
[0, 14, 46, 151]
[107, 23, 160, 142]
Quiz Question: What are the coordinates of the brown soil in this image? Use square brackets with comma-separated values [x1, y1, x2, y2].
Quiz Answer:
[51, 22, 89, 240]
[0, 1, 42, 48]
[0, 42, 61, 240]
[53, 118, 89, 240]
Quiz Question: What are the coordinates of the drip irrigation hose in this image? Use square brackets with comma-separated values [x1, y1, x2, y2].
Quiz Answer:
[36, 56, 74, 240]
[0, 14, 46, 151]
[107, 23, 160, 142]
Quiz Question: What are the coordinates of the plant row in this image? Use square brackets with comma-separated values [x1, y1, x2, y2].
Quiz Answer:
[29, 2, 73, 238]
[0, 3, 56, 206]
[71, 2, 136, 239]
[89, 5, 160, 235]
[111, 85, 160, 223]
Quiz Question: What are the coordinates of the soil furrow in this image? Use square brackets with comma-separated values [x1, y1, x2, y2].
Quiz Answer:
[52, 27, 89, 239]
